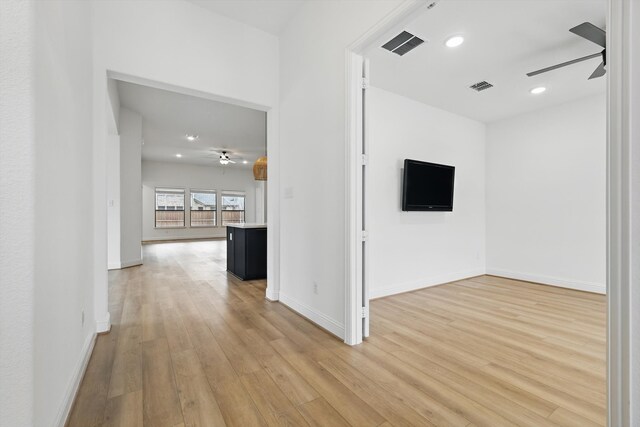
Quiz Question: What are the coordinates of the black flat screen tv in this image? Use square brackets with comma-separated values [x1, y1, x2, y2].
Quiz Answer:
[402, 159, 455, 211]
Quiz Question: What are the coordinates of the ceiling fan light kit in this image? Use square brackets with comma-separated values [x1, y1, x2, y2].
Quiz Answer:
[218, 151, 235, 165]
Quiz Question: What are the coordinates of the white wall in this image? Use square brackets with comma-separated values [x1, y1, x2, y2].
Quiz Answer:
[92, 0, 279, 333]
[142, 161, 257, 241]
[486, 95, 606, 293]
[368, 88, 486, 298]
[32, 1, 96, 426]
[278, 0, 403, 337]
[119, 108, 143, 266]
[94, 0, 278, 109]
[106, 78, 120, 134]
[0, 1, 35, 425]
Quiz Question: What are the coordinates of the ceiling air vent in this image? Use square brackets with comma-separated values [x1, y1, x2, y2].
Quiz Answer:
[469, 81, 494, 92]
[382, 31, 425, 56]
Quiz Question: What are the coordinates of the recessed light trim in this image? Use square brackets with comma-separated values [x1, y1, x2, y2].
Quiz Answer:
[176, 153, 182, 158]
[445, 35, 464, 48]
[530, 86, 547, 95]
[186, 134, 199, 141]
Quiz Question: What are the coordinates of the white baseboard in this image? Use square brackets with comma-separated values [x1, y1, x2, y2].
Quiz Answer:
[486, 268, 606, 294]
[108, 259, 142, 270]
[278, 293, 344, 339]
[265, 288, 279, 301]
[96, 312, 111, 334]
[120, 259, 142, 269]
[55, 332, 96, 427]
[370, 269, 486, 299]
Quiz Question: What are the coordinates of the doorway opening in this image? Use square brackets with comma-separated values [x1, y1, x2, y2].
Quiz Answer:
[346, 0, 625, 423]
[100, 72, 281, 323]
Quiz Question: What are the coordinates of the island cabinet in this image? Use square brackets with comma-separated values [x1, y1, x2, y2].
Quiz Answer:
[226, 224, 267, 280]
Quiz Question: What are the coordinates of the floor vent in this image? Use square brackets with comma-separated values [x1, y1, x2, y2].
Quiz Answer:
[382, 31, 425, 56]
[470, 81, 494, 92]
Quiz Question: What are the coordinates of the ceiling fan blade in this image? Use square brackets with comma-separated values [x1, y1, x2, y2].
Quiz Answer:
[569, 22, 606, 48]
[228, 159, 236, 164]
[527, 52, 601, 77]
[588, 61, 606, 79]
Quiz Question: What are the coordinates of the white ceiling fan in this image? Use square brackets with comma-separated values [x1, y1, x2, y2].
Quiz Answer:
[219, 151, 235, 165]
[208, 149, 239, 165]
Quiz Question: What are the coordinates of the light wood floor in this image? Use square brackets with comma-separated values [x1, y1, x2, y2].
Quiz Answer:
[67, 240, 606, 427]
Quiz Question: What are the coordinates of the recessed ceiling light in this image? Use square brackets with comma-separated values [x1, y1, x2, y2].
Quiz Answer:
[176, 153, 182, 158]
[243, 160, 248, 164]
[445, 35, 464, 48]
[530, 86, 547, 95]
[186, 134, 199, 141]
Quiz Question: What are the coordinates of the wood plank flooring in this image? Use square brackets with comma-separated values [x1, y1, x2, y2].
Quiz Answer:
[67, 240, 606, 426]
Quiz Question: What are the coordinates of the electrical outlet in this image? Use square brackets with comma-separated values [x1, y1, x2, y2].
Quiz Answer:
[81, 310, 85, 326]
[313, 282, 318, 295]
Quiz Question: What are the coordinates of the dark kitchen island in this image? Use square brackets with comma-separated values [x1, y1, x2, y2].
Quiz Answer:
[226, 223, 267, 280]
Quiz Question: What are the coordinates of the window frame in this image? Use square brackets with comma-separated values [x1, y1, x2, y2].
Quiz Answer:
[189, 189, 217, 228]
[220, 191, 246, 226]
[154, 187, 186, 229]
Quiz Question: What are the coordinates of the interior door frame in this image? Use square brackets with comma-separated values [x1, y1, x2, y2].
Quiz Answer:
[344, 0, 426, 346]
[606, 0, 633, 424]
[346, 52, 365, 345]
[344, 0, 633, 425]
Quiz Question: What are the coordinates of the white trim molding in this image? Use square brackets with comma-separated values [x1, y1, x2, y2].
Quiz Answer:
[108, 259, 142, 270]
[265, 289, 279, 302]
[55, 332, 96, 427]
[96, 312, 111, 334]
[607, 0, 634, 425]
[344, 0, 430, 346]
[120, 259, 142, 269]
[265, 107, 281, 304]
[279, 294, 344, 339]
[344, 51, 363, 345]
[486, 269, 606, 295]
[371, 269, 486, 299]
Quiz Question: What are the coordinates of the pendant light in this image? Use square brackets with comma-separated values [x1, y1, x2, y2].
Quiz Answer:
[253, 156, 267, 181]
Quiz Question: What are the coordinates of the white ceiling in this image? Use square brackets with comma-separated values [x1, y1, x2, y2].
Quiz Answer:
[366, 0, 607, 123]
[116, 81, 266, 167]
[188, 0, 305, 35]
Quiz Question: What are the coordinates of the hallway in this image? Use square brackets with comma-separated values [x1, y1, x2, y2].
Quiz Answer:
[68, 241, 606, 427]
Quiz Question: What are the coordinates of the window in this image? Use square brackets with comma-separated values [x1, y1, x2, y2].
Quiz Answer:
[221, 191, 245, 225]
[190, 190, 216, 227]
[155, 188, 185, 227]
